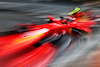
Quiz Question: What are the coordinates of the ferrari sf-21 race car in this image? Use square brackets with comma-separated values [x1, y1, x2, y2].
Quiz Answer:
[0, 7, 99, 67]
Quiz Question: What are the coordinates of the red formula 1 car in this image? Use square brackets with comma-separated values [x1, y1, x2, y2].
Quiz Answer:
[0, 10, 97, 67]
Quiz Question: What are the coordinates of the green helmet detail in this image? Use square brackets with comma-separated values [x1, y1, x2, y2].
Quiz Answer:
[68, 7, 82, 15]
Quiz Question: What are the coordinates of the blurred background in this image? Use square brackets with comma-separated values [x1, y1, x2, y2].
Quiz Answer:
[0, 0, 100, 67]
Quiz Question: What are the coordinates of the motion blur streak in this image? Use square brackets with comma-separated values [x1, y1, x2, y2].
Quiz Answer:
[0, 28, 49, 58]
[0, 0, 99, 67]
[3, 42, 57, 67]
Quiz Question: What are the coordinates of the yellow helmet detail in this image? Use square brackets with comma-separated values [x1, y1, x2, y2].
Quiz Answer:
[68, 7, 82, 15]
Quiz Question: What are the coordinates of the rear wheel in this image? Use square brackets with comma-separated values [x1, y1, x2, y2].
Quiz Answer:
[72, 28, 88, 36]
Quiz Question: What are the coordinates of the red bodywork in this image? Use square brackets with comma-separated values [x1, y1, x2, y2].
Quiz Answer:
[0, 14, 96, 67]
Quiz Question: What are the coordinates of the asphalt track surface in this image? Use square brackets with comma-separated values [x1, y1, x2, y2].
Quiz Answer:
[0, 1, 100, 67]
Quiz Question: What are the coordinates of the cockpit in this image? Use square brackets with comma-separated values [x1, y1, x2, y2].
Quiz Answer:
[60, 16, 72, 25]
